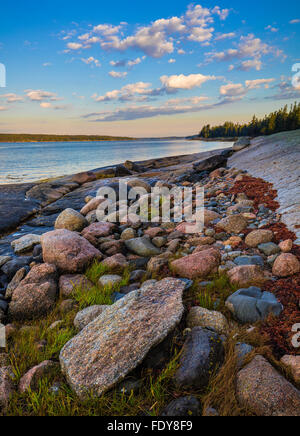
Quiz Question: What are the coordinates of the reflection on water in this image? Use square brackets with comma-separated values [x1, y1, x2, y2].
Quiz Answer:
[0, 139, 233, 184]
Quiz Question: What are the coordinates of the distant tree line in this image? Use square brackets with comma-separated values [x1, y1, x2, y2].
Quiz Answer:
[0, 134, 135, 143]
[199, 102, 300, 138]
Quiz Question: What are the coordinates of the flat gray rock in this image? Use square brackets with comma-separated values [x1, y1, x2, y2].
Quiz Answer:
[125, 236, 161, 257]
[60, 278, 185, 398]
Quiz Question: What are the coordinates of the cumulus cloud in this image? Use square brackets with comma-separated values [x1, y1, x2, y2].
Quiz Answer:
[219, 78, 276, 101]
[265, 80, 300, 100]
[62, 4, 232, 59]
[25, 89, 60, 102]
[245, 78, 275, 89]
[289, 19, 300, 24]
[265, 25, 278, 32]
[220, 83, 246, 97]
[160, 73, 217, 90]
[168, 58, 176, 64]
[206, 34, 284, 70]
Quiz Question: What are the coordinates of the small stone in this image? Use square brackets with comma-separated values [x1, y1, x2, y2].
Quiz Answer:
[237, 355, 300, 416]
[125, 237, 161, 257]
[120, 228, 136, 240]
[5, 267, 27, 299]
[81, 222, 116, 246]
[101, 254, 129, 273]
[171, 248, 220, 280]
[48, 321, 63, 331]
[258, 242, 280, 256]
[235, 343, 253, 368]
[55, 208, 87, 232]
[152, 236, 167, 248]
[187, 307, 229, 335]
[272, 253, 300, 277]
[279, 239, 293, 253]
[216, 215, 248, 234]
[80, 197, 106, 216]
[234, 255, 264, 267]
[0, 256, 11, 268]
[0, 366, 15, 407]
[227, 265, 270, 287]
[245, 230, 273, 248]
[99, 275, 122, 287]
[59, 299, 77, 314]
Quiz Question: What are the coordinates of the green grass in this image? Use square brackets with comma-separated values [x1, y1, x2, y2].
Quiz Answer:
[195, 275, 238, 312]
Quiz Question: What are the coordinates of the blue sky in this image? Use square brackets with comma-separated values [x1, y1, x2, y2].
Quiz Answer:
[0, 0, 299, 136]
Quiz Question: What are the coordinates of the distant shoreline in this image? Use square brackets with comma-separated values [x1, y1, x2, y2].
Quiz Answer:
[0, 134, 136, 143]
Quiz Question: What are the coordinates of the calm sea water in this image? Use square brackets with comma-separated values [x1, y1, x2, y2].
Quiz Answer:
[0, 139, 233, 184]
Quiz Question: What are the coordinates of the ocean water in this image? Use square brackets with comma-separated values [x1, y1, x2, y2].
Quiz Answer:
[0, 139, 233, 184]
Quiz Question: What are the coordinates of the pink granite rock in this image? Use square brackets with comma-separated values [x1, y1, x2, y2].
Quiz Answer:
[171, 248, 221, 279]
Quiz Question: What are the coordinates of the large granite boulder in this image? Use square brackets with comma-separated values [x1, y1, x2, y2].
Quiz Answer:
[41, 230, 102, 273]
[193, 154, 227, 172]
[60, 278, 186, 398]
[174, 327, 224, 389]
[8, 264, 58, 321]
[171, 248, 220, 280]
[236, 355, 300, 416]
[226, 287, 283, 324]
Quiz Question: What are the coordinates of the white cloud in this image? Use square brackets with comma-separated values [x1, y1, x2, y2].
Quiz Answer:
[127, 56, 146, 67]
[220, 83, 246, 97]
[177, 49, 186, 55]
[160, 73, 216, 90]
[93, 24, 123, 36]
[0, 106, 8, 111]
[245, 78, 275, 89]
[67, 42, 83, 50]
[40, 102, 52, 109]
[188, 26, 214, 43]
[289, 19, 300, 24]
[25, 89, 60, 102]
[81, 57, 101, 67]
[215, 32, 236, 41]
[238, 59, 262, 71]
[43, 62, 52, 67]
[168, 58, 176, 64]
[0, 93, 23, 103]
[109, 71, 128, 78]
[92, 82, 152, 102]
[265, 25, 278, 32]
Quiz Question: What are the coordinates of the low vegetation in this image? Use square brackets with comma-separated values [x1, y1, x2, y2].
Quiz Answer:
[0, 134, 135, 143]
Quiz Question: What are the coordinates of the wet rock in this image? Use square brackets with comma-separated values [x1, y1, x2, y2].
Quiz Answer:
[74, 305, 107, 331]
[5, 267, 27, 299]
[60, 278, 186, 398]
[125, 237, 161, 257]
[174, 327, 224, 390]
[245, 230, 273, 248]
[11, 234, 41, 254]
[161, 396, 201, 417]
[19, 361, 59, 393]
[272, 253, 300, 277]
[236, 355, 300, 416]
[193, 154, 227, 172]
[41, 229, 102, 273]
[55, 208, 87, 232]
[171, 248, 220, 280]
[227, 265, 270, 287]
[0, 256, 11, 268]
[1, 257, 32, 281]
[8, 264, 58, 321]
[216, 215, 248, 234]
[59, 274, 94, 298]
[226, 287, 283, 324]
[187, 307, 229, 335]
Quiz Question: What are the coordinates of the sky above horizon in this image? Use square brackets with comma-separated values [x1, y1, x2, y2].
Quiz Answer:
[0, 0, 300, 137]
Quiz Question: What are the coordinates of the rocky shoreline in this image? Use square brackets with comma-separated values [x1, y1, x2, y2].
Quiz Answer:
[0, 132, 299, 416]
